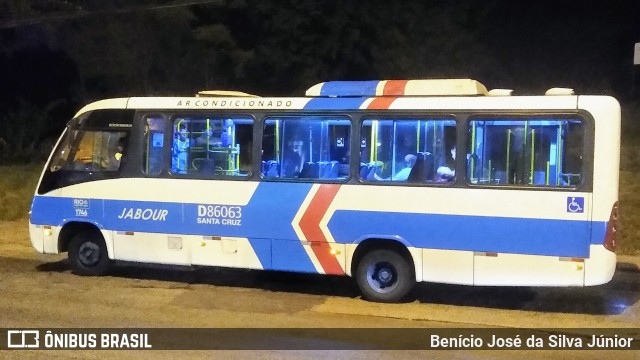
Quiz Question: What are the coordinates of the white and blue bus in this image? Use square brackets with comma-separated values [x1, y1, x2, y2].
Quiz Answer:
[29, 79, 620, 302]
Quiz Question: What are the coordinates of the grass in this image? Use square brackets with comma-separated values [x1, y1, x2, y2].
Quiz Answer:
[619, 170, 640, 255]
[0, 163, 42, 221]
[619, 101, 640, 255]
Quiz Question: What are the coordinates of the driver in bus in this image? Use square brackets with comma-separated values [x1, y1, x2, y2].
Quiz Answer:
[101, 136, 127, 171]
[112, 136, 126, 170]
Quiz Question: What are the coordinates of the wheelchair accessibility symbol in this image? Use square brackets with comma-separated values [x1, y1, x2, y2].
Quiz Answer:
[567, 196, 584, 213]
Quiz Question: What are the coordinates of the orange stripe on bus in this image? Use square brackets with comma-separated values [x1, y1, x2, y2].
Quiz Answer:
[383, 80, 409, 95]
[367, 97, 397, 109]
[298, 184, 344, 275]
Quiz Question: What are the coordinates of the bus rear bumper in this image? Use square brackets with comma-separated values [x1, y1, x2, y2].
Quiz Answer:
[584, 245, 617, 286]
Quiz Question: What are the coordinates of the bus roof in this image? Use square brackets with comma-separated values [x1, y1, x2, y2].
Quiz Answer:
[73, 79, 612, 117]
[305, 79, 489, 97]
[196, 90, 259, 97]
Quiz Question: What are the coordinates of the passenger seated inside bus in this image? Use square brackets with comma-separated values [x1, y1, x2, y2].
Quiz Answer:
[195, 128, 220, 147]
[436, 145, 456, 182]
[360, 161, 382, 180]
[282, 138, 305, 177]
[373, 154, 417, 181]
[194, 119, 235, 148]
[407, 152, 435, 183]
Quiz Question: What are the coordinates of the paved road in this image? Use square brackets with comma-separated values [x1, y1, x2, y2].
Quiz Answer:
[1, 220, 639, 359]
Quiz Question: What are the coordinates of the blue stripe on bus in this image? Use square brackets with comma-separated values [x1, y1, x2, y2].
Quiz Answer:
[328, 210, 596, 258]
[303, 97, 369, 110]
[590, 221, 607, 246]
[315, 81, 380, 97]
[30, 182, 318, 271]
[30, 190, 605, 264]
[237, 182, 315, 271]
[271, 240, 317, 273]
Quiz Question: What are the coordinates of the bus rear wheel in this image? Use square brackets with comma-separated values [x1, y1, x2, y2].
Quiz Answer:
[68, 231, 111, 276]
[355, 249, 415, 303]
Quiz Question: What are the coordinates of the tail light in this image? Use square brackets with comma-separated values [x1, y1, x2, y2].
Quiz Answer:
[603, 201, 619, 252]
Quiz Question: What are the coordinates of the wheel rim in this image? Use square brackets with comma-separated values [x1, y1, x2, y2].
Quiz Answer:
[366, 261, 398, 294]
[78, 241, 101, 267]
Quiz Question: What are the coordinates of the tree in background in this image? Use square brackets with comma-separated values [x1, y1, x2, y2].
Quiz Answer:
[52, 6, 197, 99]
[0, 99, 62, 163]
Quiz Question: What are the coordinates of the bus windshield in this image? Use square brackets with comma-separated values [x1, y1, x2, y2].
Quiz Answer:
[50, 128, 128, 173]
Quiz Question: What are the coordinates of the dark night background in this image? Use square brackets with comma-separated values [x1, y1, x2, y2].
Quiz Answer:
[1, 0, 640, 163]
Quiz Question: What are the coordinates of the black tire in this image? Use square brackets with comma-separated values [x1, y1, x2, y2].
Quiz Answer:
[355, 249, 415, 303]
[68, 231, 111, 276]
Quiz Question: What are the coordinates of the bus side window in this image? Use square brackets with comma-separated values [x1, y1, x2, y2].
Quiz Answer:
[262, 116, 350, 181]
[261, 119, 280, 178]
[360, 118, 455, 184]
[143, 116, 165, 175]
[169, 116, 253, 177]
[467, 119, 584, 187]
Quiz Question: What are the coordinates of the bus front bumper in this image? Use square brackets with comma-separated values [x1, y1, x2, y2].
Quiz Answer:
[29, 222, 60, 254]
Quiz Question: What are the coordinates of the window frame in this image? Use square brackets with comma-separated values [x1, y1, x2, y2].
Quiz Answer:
[356, 114, 459, 187]
[140, 113, 168, 176]
[259, 114, 353, 183]
[126, 109, 594, 192]
[139, 112, 256, 180]
[37, 109, 135, 194]
[463, 111, 594, 192]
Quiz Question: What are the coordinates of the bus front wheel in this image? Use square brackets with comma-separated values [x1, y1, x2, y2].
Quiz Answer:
[355, 249, 415, 303]
[68, 231, 111, 276]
